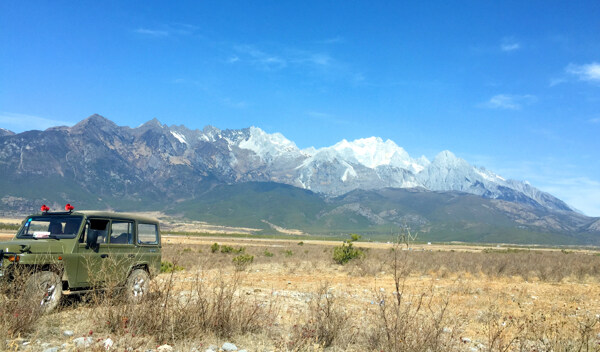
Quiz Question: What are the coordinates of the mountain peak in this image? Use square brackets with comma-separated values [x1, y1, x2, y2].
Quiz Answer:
[331, 136, 416, 170]
[238, 126, 300, 161]
[71, 114, 118, 132]
[0, 128, 15, 137]
[431, 150, 464, 166]
[138, 118, 164, 130]
[86, 114, 111, 123]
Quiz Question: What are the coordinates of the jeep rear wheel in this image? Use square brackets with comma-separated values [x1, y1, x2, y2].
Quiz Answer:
[25, 271, 62, 313]
[125, 269, 149, 302]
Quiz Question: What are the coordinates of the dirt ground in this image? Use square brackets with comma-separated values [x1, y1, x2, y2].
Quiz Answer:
[2, 223, 600, 350]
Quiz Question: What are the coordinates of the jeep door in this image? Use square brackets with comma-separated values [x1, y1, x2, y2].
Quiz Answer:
[105, 220, 136, 284]
[75, 218, 111, 287]
[135, 222, 161, 277]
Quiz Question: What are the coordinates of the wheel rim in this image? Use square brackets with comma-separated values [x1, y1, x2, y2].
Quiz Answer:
[40, 282, 57, 307]
[131, 277, 146, 297]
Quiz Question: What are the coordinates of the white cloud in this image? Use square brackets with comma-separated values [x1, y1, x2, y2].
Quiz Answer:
[501, 43, 520, 52]
[233, 45, 287, 70]
[549, 77, 566, 87]
[221, 98, 248, 109]
[500, 37, 521, 52]
[307, 53, 333, 66]
[0, 112, 72, 132]
[134, 23, 198, 38]
[134, 28, 169, 37]
[480, 94, 536, 110]
[566, 62, 600, 82]
[501, 43, 520, 51]
[233, 45, 342, 71]
[307, 111, 333, 118]
[589, 117, 600, 124]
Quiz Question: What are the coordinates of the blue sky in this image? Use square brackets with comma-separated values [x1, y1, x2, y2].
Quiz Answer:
[1, 1, 599, 216]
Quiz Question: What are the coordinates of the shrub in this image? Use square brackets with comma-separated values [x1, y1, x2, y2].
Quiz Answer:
[220, 245, 234, 253]
[211, 243, 220, 253]
[233, 247, 245, 254]
[333, 235, 364, 265]
[284, 250, 294, 257]
[160, 260, 184, 273]
[264, 250, 274, 257]
[233, 254, 254, 270]
[297, 241, 304, 246]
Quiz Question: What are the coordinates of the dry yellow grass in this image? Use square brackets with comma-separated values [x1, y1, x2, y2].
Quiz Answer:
[2, 231, 600, 351]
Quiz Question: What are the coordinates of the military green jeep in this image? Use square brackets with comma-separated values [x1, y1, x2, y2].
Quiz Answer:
[0, 204, 161, 311]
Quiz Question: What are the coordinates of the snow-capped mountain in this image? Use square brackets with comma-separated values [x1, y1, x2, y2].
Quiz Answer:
[0, 114, 572, 214]
[224, 127, 571, 212]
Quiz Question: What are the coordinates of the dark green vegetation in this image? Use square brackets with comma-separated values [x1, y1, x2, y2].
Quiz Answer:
[3, 180, 599, 245]
[333, 234, 365, 264]
[172, 182, 600, 245]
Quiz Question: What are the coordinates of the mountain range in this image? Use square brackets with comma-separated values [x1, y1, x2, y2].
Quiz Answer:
[0, 114, 598, 244]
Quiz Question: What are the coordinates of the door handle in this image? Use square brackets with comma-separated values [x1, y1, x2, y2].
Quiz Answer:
[100, 254, 109, 258]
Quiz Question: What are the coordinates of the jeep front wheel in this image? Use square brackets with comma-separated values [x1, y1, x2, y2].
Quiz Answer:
[125, 269, 149, 302]
[25, 271, 62, 313]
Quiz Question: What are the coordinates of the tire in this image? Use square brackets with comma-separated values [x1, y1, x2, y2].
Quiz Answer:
[125, 269, 150, 302]
[25, 271, 62, 313]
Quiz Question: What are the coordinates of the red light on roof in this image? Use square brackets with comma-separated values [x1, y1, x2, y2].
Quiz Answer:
[41, 204, 50, 212]
[65, 203, 74, 212]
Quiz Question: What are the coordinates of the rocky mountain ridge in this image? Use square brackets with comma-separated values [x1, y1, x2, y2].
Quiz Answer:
[0, 114, 597, 242]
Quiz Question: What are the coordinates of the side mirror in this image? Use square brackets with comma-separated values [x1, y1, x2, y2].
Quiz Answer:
[86, 230, 99, 251]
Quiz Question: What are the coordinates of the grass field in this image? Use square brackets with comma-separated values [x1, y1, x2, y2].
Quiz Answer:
[2, 230, 600, 351]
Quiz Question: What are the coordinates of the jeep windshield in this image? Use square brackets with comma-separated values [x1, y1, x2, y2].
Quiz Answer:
[17, 216, 83, 239]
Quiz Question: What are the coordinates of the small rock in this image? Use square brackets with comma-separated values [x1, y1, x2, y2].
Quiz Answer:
[63, 330, 74, 337]
[442, 327, 452, 333]
[222, 342, 238, 351]
[43, 348, 59, 352]
[239, 350, 248, 352]
[204, 349, 216, 352]
[104, 338, 114, 350]
[157, 344, 174, 352]
[73, 336, 94, 348]
[461, 337, 472, 343]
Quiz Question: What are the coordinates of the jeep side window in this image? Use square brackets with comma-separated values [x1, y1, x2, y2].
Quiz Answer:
[110, 221, 133, 244]
[137, 223, 158, 245]
[88, 219, 109, 244]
